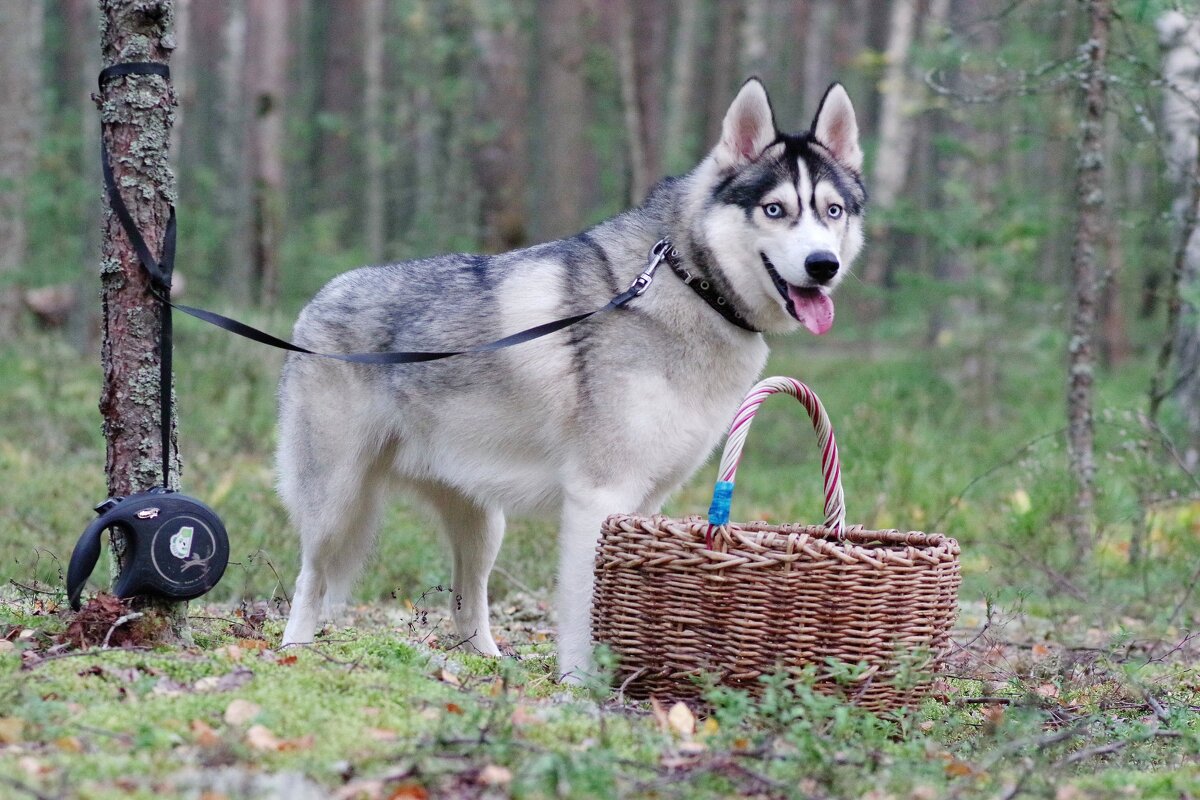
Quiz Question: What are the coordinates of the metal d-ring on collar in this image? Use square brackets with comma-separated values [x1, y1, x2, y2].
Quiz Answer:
[659, 244, 762, 333]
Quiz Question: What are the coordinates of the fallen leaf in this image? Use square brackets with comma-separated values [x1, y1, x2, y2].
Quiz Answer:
[1035, 683, 1060, 700]
[216, 645, 245, 662]
[510, 705, 536, 727]
[190, 719, 221, 747]
[476, 764, 512, 786]
[650, 697, 670, 732]
[0, 641, 15, 654]
[195, 668, 254, 693]
[438, 668, 461, 687]
[945, 759, 975, 777]
[55, 736, 83, 753]
[245, 724, 281, 751]
[366, 727, 398, 741]
[919, 720, 935, 733]
[444, 702, 464, 715]
[152, 678, 190, 697]
[387, 785, 428, 800]
[982, 703, 1006, 729]
[701, 716, 719, 737]
[224, 698, 262, 726]
[334, 779, 384, 800]
[237, 638, 269, 651]
[18, 756, 50, 777]
[278, 654, 298, 666]
[277, 734, 314, 752]
[667, 701, 695, 737]
[0, 717, 24, 744]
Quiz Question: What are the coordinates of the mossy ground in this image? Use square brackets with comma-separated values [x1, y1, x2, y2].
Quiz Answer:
[2, 317, 1199, 798]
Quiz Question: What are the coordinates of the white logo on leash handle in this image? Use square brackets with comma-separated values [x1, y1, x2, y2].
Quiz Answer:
[169, 526, 195, 559]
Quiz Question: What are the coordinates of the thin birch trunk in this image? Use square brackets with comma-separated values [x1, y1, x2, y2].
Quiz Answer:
[1153, 11, 1200, 469]
[1066, 0, 1113, 557]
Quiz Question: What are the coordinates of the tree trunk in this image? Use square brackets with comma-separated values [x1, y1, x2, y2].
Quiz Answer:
[248, 0, 288, 304]
[363, 0, 385, 261]
[1066, 0, 1113, 558]
[632, 0, 668, 188]
[67, 0, 102, 353]
[0, 0, 43, 340]
[862, 0, 919, 287]
[171, 0, 190, 166]
[740, 0, 769, 78]
[315, 0, 364, 245]
[704, 1, 744, 143]
[98, 0, 186, 634]
[803, 0, 836, 113]
[1153, 11, 1200, 469]
[663, 0, 700, 174]
[470, 0, 531, 251]
[615, 0, 648, 205]
[534, 0, 589, 240]
[218, 0, 251, 299]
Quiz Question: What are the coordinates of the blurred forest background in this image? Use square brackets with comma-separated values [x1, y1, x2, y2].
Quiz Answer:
[2, 0, 1200, 609]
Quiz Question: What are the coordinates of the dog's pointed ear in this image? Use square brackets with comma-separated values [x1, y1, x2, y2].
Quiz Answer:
[811, 83, 863, 172]
[713, 78, 777, 171]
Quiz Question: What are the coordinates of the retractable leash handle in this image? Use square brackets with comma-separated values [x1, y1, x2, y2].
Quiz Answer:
[67, 490, 229, 611]
[706, 377, 847, 546]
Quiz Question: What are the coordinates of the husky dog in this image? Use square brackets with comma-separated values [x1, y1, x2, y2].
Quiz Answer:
[278, 79, 865, 679]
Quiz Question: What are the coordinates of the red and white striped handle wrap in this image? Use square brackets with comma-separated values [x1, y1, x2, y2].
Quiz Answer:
[712, 376, 846, 536]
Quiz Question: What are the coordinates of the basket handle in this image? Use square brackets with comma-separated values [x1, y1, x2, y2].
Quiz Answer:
[707, 376, 846, 539]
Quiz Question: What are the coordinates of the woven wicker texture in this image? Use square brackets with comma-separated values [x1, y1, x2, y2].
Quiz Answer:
[591, 378, 962, 712]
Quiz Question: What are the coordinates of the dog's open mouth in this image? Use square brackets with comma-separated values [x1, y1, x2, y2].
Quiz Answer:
[761, 254, 835, 336]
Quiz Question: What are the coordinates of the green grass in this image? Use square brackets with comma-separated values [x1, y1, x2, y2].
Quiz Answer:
[1, 308, 1199, 798]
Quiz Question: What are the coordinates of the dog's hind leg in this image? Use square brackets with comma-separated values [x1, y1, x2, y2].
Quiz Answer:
[417, 484, 504, 657]
[278, 382, 391, 646]
[280, 465, 388, 645]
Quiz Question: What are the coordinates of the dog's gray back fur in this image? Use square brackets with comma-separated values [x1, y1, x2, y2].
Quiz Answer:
[278, 79, 866, 679]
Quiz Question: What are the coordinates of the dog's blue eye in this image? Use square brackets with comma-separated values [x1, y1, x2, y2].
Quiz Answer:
[763, 203, 784, 219]
[827, 204, 843, 219]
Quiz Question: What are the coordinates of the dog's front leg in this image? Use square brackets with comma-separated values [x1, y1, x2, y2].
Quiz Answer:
[556, 486, 636, 683]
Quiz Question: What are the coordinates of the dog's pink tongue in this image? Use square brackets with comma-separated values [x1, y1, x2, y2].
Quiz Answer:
[788, 287, 835, 335]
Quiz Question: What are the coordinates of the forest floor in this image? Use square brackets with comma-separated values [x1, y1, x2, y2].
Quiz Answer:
[1, 319, 1199, 798]
[0, 588, 1197, 800]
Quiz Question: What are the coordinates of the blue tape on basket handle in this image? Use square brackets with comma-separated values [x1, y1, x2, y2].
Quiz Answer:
[708, 480, 734, 526]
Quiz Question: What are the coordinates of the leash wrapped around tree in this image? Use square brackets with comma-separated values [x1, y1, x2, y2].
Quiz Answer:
[592, 377, 961, 712]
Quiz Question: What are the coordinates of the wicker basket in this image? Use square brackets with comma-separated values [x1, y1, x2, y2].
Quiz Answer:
[592, 377, 961, 712]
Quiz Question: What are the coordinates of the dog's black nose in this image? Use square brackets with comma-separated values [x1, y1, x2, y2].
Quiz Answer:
[805, 251, 840, 284]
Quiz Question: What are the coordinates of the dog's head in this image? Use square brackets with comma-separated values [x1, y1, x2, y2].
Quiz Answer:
[693, 79, 865, 335]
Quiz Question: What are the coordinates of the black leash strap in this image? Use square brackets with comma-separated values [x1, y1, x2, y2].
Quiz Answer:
[97, 62, 670, 398]
[99, 62, 176, 485]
